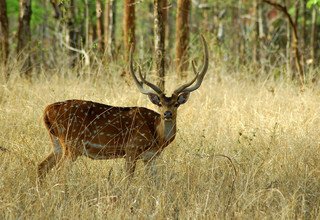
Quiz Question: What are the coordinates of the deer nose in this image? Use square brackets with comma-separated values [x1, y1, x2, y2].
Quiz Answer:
[164, 111, 173, 119]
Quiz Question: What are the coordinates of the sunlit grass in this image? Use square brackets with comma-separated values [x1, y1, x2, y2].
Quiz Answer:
[1, 62, 320, 219]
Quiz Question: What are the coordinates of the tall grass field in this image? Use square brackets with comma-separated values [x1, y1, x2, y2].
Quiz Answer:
[1, 61, 320, 219]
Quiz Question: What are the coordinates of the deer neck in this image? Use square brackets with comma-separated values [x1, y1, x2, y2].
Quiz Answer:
[156, 118, 177, 144]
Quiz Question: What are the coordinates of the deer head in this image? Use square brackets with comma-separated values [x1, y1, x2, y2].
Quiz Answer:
[129, 35, 209, 127]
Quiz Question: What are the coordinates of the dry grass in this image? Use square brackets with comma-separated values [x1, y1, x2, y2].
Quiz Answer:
[1, 63, 320, 219]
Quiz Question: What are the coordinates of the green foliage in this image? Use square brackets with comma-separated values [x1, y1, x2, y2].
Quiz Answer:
[307, 0, 320, 8]
[6, 0, 19, 17]
[31, 1, 46, 28]
[6, 0, 47, 30]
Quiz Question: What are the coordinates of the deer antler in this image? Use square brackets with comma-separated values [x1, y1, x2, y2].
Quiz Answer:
[173, 35, 209, 95]
[129, 44, 164, 95]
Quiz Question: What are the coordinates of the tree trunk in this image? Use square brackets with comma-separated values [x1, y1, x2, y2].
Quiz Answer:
[104, 0, 116, 58]
[40, 0, 48, 67]
[84, 0, 89, 48]
[162, 0, 168, 36]
[0, 0, 9, 65]
[286, 12, 291, 77]
[284, 0, 292, 78]
[17, 0, 32, 75]
[123, 0, 135, 61]
[253, 0, 260, 65]
[258, 3, 266, 71]
[154, 0, 166, 91]
[239, 0, 247, 64]
[311, 6, 317, 66]
[175, 0, 190, 76]
[301, 0, 307, 50]
[68, 0, 77, 67]
[263, 0, 304, 84]
[96, 0, 104, 52]
[49, 0, 62, 19]
[294, 0, 299, 29]
[166, 1, 174, 54]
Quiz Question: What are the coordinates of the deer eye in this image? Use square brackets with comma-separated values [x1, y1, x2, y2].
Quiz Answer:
[177, 92, 190, 105]
[148, 94, 161, 106]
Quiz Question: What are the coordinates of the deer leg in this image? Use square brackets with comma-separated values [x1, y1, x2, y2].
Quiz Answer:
[38, 152, 63, 181]
[125, 151, 138, 179]
[51, 141, 81, 184]
[142, 151, 159, 183]
[38, 135, 64, 181]
[144, 158, 158, 178]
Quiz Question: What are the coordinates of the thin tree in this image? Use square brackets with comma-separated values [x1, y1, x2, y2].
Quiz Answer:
[310, 5, 318, 66]
[0, 0, 9, 65]
[104, 0, 116, 58]
[258, 3, 266, 71]
[154, 0, 166, 90]
[123, 0, 135, 61]
[252, 0, 260, 65]
[49, 0, 62, 19]
[67, 0, 77, 67]
[175, 0, 191, 77]
[166, 1, 174, 54]
[96, 0, 104, 52]
[161, 0, 168, 57]
[17, 0, 32, 75]
[263, 0, 304, 85]
[84, 0, 89, 48]
[301, 0, 307, 50]
[162, 0, 168, 38]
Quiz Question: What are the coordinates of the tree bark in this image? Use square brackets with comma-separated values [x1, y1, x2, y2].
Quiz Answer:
[154, 0, 166, 91]
[253, 0, 260, 65]
[286, 9, 291, 77]
[49, 0, 62, 19]
[311, 6, 317, 66]
[17, 0, 32, 75]
[104, 0, 116, 58]
[175, 0, 190, 76]
[0, 0, 9, 65]
[166, 1, 174, 54]
[84, 0, 89, 48]
[294, 0, 299, 29]
[162, 0, 168, 35]
[67, 0, 77, 67]
[96, 0, 104, 52]
[263, 0, 304, 85]
[301, 0, 307, 50]
[123, 0, 135, 61]
[238, 0, 246, 64]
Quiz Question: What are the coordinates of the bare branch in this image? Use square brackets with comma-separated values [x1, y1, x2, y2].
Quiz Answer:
[57, 33, 90, 66]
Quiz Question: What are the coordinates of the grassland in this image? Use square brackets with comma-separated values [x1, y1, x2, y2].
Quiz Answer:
[1, 62, 320, 219]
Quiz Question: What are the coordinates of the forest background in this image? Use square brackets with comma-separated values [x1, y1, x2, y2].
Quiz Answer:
[1, 0, 320, 83]
[1, 0, 320, 219]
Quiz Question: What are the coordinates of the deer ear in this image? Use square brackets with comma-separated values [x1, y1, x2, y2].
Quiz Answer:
[177, 92, 190, 105]
[148, 94, 161, 106]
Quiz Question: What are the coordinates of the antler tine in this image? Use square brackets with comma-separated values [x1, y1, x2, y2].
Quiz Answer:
[173, 35, 209, 95]
[173, 60, 199, 95]
[129, 44, 163, 95]
[137, 64, 146, 80]
[138, 66, 164, 95]
[129, 44, 157, 95]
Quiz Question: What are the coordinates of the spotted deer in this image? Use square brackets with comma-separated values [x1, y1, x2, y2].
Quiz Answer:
[38, 35, 209, 181]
